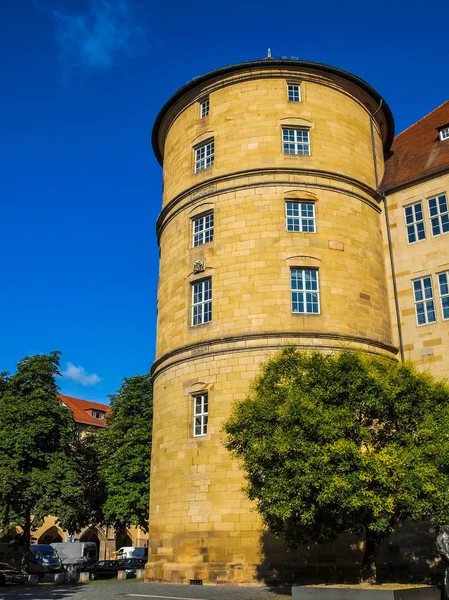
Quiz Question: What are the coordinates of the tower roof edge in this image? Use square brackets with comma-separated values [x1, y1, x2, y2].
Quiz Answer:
[151, 57, 395, 166]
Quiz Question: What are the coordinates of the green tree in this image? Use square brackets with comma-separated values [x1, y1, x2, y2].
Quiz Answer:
[0, 352, 85, 568]
[67, 431, 106, 533]
[97, 374, 153, 541]
[224, 348, 449, 582]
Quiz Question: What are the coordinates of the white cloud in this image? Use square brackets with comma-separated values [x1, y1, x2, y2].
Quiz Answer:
[42, 0, 148, 79]
[61, 362, 102, 386]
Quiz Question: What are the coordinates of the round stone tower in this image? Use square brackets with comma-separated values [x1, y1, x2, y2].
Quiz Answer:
[148, 58, 396, 584]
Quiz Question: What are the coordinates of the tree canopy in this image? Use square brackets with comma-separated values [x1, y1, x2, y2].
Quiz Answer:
[97, 374, 153, 535]
[223, 347, 449, 581]
[0, 352, 85, 566]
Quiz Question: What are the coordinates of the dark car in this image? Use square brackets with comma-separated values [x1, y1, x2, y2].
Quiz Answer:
[0, 563, 27, 586]
[85, 559, 136, 581]
[123, 558, 146, 569]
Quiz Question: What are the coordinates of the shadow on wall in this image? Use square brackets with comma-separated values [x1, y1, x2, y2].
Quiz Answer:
[256, 522, 444, 585]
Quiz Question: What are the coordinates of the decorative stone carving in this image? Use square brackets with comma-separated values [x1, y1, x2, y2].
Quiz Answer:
[193, 259, 205, 274]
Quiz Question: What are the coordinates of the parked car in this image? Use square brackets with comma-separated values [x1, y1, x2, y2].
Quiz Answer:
[0, 563, 27, 586]
[0, 543, 63, 579]
[29, 545, 63, 579]
[85, 559, 136, 581]
[122, 558, 146, 569]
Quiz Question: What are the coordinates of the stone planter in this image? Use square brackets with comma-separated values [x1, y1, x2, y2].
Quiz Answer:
[293, 585, 441, 600]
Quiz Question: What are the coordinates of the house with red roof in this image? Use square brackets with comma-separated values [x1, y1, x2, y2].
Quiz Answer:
[58, 394, 110, 434]
[382, 100, 449, 378]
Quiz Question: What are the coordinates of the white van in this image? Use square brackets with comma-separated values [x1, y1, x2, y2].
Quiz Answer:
[112, 547, 147, 560]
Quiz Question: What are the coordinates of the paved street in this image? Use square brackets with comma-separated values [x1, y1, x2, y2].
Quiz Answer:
[0, 580, 291, 600]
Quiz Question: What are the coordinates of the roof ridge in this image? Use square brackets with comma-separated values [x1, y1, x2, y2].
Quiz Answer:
[395, 99, 449, 139]
[58, 393, 109, 409]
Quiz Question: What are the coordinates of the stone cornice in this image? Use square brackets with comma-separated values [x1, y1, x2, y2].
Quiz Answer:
[151, 332, 399, 379]
[156, 167, 383, 242]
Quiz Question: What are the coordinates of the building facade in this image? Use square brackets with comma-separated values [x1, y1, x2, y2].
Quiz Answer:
[382, 101, 449, 379]
[148, 58, 403, 584]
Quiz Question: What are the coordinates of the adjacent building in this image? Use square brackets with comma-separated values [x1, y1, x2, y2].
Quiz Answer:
[382, 100, 449, 378]
[6, 395, 147, 559]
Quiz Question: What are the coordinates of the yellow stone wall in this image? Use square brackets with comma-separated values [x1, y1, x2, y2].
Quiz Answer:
[383, 173, 449, 378]
[149, 62, 396, 584]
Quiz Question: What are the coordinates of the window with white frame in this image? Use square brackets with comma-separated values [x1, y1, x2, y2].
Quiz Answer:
[439, 127, 449, 141]
[282, 128, 310, 156]
[193, 393, 208, 436]
[200, 97, 209, 118]
[191, 278, 212, 326]
[192, 212, 214, 246]
[428, 193, 449, 236]
[413, 276, 436, 325]
[404, 202, 426, 243]
[194, 140, 214, 173]
[92, 409, 105, 419]
[438, 271, 449, 320]
[291, 269, 320, 314]
[286, 201, 316, 232]
[287, 83, 301, 102]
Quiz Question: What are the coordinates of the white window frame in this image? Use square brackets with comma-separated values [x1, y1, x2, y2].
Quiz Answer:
[194, 140, 214, 173]
[191, 278, 212, 326]
[439, 127, 449, 141]
[404, 202, 426, 244]
[92, 410, 105, 419]
[193, 393, 208, 437]
[287, 83, 301, 102]
[200, 97, 209, 119]
[428, 193, 449, 236]
[412, 276, 437, 326]
[286, 201, 316, 232]
[192, 212, 214, 247]
[282, 128, 310, 156]
[291, 268, 320, 314]
[438, 271, 449, 320]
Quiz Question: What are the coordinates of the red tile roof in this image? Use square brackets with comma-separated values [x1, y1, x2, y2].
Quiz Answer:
[382, 100, 449, 192]
[58, 394, 110, 428]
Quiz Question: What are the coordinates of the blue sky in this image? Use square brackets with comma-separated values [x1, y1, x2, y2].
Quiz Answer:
[1, 0, 448, 403]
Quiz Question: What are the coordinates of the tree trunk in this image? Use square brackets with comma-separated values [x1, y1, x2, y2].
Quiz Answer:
[361, 530, 383, 584]
[21, 508, 31, 573]
[115, 523, 127, 550]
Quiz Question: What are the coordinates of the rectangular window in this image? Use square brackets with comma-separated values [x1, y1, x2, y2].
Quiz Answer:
[438, 271, 449, 320]
[192, 212, 214, 246]
[286, 201, 316, 232]
[404, 202, 426, 243]
[195, 140, 214, 173]
[413, 276, 436, 325]
[428, 193, 449, 236]
[287, 83, 301, 102]
[282, 128, 310, 156]
[291, 269, 320, 314]
[92, 410, 105, 419]
[440, 127, 449, 141]
[192, 278, 212, 326]
[193, 393, 208, 437]
[200, 97, 209, 118]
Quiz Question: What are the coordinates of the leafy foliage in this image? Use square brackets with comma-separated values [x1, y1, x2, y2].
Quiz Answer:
[0, 352, 85, 564]
[224, 348, 449, 580]
[97, 374, 153, 533]
[66, 431, 107, 532]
